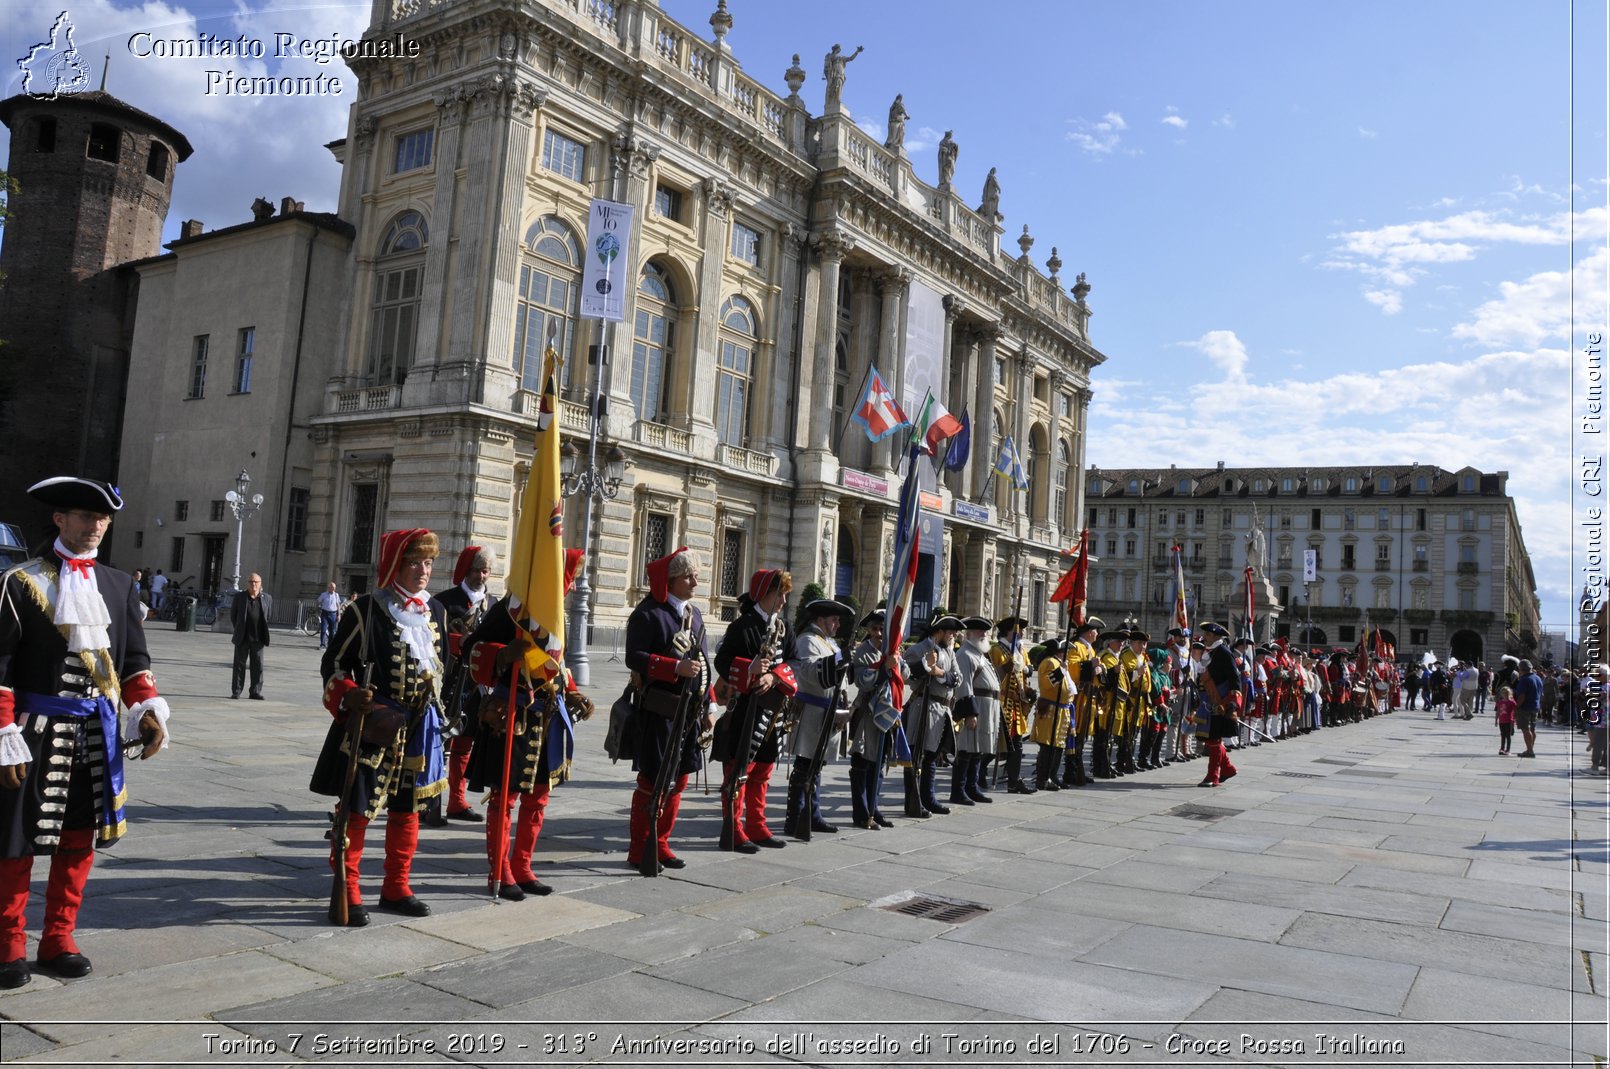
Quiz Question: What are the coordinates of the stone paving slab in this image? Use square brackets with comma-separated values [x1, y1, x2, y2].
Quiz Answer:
[1261, 837, 1471, 875]
[1123, 843, 1352, 885]
[261, 923, 477, 982]
[1339, 862, 1587, 913]
[1400, 965, 1606, 1055]
[1030, 877, 1303, 942]
[402, 895, 637, 952]
[1182, 984, 1580, 1065]
[845, 939, 1218, 1037]
[1278, 912, 1575, 992]
[681, 885, 861, 934]
[1191, 871, 1449, 927]
[558, 909, 757, 966]
[646, 935, 856, 1003]
[1082, 924, 1420, 1015]
[1079, 858, 1223, 894]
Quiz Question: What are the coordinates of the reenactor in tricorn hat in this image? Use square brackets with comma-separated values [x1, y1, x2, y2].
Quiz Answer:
[0, 478, 171, 987]
[784, 598, 856, 840]
[845, 610, 897, 829]
[1031, 637, 1073, 790]
[901, 616, 962, 817]
[989, 614, 1036, 794]
[951, 617, 1001, 806]
[1058, 617, 1103, 787]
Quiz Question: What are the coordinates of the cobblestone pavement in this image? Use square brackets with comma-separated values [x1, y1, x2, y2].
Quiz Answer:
[0, 622, 1603, 1067]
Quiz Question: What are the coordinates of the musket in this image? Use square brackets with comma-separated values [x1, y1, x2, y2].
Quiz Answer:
[640, 662, 701, 877]
[329, 659, 373, 927]
[490, 655, 523, 900]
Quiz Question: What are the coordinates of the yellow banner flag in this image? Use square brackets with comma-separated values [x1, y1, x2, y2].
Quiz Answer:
[505, 345, 566, 678]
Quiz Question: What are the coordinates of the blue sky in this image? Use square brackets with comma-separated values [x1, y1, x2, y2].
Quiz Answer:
[2, 1, 1602, 641]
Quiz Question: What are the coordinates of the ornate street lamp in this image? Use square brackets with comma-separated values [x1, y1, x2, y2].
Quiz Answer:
[223, 469, 264, 591]
[560, 433, 627, 687]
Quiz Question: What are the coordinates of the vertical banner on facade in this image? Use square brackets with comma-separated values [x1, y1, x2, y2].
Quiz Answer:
[1303, 548, 1318, 583]
[580, 198, 635, 321]
[902, 281, 945, 493]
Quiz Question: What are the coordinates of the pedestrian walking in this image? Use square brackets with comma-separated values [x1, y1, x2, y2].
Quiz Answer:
[1494, 686, 1516, 755]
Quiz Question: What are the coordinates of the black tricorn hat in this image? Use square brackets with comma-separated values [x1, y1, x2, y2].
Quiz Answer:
[802, 598, 854, 621]
[1099, 629, 1129, 644]
[1128, 629, 1151, 643]
[961, 615, 993, 631]
[859, 609, 886, 628]
[1199, 622, 1230, 637]
[28, 477, 123, 514]
[927, 614, 965, 634]
[1078, 616, 1104, 633]
[996, 615, 1028, 632]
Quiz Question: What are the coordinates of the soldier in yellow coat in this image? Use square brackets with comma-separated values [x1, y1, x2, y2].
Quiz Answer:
[1030, 639, 1073, 791]
[1090, 629, 1130, 780]
[1059, 619, 1101, 787]
[1113, 629, 1153, 775]
[988, 616, 1036, 794]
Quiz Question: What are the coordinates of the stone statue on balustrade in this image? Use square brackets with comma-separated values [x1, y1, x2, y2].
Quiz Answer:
[979, 167, 1001, 220]
[1244, 515, 1267, 573]
[937, 130, 957, 187]
[823, 44, 863, 113]
[885, 94, 909, 153]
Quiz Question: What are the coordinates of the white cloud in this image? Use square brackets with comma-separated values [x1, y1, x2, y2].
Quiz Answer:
[1363, 288, 1403, 315]
[1178, 329, 1249, 383]
[1358, 126, 1378, 139]
[1161, 115, 1188, 130]
[1322, 205, 1604, 316]
[1452, 246, 1609, 349]
[1212, 113, 1234, 129]
[1066, 111, 1128, 156]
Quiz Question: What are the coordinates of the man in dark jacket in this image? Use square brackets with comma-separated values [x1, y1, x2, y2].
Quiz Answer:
[230, 573, 271, 699]
[1513, 659, 1544, 759]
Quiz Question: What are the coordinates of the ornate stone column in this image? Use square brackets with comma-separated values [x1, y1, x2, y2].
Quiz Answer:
[971, 322, 1001, 503]
[602, 129, 660, 440]
[806, 228, 854, 457]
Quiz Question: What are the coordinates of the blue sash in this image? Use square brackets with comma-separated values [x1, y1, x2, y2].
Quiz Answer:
[385, 695, 445, 788]
[20, 692, 126, 839]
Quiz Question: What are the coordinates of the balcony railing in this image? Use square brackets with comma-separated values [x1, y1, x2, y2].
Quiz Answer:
[1412, 560, 1429, 572]
[329, 384, 402, 414]
[1375, 559, 1392, 571]
[636, 421, 692, 454]
[1457, 561, 1479, 575]
[719, 443, 778, 478]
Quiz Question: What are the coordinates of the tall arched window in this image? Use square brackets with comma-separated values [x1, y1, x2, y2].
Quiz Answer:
[513, 216, 580, 393]
[367, 211, 427, 385]
[1056, 439, 1072, 529]
[1028, 422, 1049, 524]
[631, 263, 676, 422]
[716, 295, 757, 445]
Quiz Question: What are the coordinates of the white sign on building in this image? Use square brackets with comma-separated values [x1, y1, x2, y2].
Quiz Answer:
[580, 198, 635, 321]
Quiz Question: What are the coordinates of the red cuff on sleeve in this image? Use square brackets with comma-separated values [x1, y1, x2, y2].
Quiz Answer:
[728, 656, 754, 693]
[324, 677, 358, 719]
[470, 643, 505, 688]
[120, 670, 158, 707]
[647, 654, 682, 684]
[772, 662, 799, 696]
[0, 687, 13, 730]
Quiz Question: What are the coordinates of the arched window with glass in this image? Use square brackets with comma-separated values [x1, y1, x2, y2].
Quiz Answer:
[1056, 439, 1072, 530]
[631, 263, 677, 423]
[513, 216, 580, 394]
[367, 210, 427, 386]
[716, 295, 757, 446]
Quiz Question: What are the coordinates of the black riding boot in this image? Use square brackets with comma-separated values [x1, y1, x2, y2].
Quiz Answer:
[967, 754, 992, 802]
[949, 753, 975, 806]
[903, 767, 929, 818]
[921, 755, 949, 814]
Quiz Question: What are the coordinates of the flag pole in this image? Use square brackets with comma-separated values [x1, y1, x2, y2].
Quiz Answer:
[832, 361, 877, 458]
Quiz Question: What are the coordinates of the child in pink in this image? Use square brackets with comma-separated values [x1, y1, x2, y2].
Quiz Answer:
[1494, 686, 1516, 755]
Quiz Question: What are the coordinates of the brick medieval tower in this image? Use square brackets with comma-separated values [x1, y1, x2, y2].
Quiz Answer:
[0, 91, 191, 531]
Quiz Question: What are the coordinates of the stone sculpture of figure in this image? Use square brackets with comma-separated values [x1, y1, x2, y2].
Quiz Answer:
[979, 167, 1001, 219]
[885, 94, 909, 152]
[1244, 517, 1266, 571]
[823, 43, 863, 112]
[937, 130, 957, 186]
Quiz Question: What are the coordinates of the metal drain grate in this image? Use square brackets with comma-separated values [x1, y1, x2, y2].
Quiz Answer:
[1275, 771, 1322, 778]
[881, 895, 990, 924]
[1335, 768, 1397, 778]
[1313, 757, 1358, 766]
[1168, 803, 1242, 822]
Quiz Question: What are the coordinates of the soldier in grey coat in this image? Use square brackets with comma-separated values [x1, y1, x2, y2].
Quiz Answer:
[783, 599, 853, 839]
[847, 611, 898, 829]
[902, 615, 962, 817]
[951, 616, 1000, 805]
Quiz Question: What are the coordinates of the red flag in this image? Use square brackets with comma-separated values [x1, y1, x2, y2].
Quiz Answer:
[1050, 529, 1090, 626]
[1172, 543, 1189, 632]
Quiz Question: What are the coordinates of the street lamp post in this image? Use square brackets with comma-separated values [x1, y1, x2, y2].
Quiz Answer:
[560, 435, 627, 688]
[224, 469, 265, 591]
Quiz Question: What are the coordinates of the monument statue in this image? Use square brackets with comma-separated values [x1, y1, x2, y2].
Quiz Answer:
[937, 130, 957, 186]
[885, 94, 909, 152]
[823, 43, 863, 112]
[979, 166, 1001, 219]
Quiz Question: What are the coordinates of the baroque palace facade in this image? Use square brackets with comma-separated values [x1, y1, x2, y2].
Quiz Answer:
[301, 0, 1108, 640]
[1079, 464, 1542, 665]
